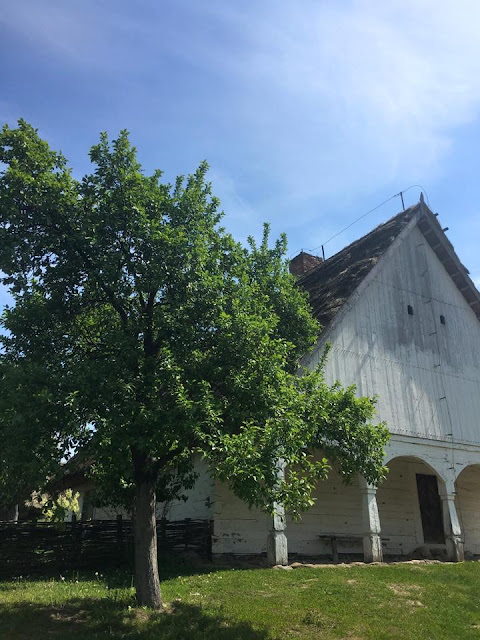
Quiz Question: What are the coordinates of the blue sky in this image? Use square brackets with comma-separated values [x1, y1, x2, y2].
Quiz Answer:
[1, 0, 480, 310]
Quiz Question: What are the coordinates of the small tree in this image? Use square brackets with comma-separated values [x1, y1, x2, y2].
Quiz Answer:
[0, 121, 388, 609]
[26, 489, 81, 523]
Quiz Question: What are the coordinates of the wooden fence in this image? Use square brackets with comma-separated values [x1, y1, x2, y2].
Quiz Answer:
[0, 517, 213, 576]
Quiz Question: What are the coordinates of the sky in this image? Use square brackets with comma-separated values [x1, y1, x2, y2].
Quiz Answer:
[1, 0, 480, 310]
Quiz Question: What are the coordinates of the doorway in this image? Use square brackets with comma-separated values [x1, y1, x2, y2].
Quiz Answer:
[416, 474, 444, 544]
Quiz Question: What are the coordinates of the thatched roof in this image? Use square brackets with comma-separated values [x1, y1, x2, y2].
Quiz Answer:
[296, 204, 420, 327]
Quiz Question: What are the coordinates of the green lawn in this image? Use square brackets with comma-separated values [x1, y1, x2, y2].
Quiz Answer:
[1, 561, 480, 639]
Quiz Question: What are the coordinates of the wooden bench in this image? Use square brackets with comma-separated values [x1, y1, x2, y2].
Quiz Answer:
[317, 534, 389, 562]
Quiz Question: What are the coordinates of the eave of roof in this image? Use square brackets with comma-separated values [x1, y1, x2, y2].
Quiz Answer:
[417, 201, 480, 321]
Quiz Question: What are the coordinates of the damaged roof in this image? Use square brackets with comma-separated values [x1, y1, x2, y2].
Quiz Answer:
[296, 200, 480, 329]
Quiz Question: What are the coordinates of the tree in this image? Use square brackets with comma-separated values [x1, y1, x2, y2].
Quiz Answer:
[0, 120, 389, 609]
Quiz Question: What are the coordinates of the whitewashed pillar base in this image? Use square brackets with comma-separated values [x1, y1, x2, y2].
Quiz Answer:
[440, 491, 464, 562]
[359, 477, 383, 563]
[363, 533, 383, 563]
[267, 529, 288, 566]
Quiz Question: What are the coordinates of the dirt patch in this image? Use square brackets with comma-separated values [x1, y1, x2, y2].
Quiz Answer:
[302, 610, 336, 629]
[405, 599, 425, 608]
[387, 583, 422, 597]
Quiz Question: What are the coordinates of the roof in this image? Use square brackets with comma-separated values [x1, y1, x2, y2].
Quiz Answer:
[296, 199, 480, 328]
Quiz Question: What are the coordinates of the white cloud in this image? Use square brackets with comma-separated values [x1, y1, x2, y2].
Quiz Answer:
[204, 1, 480, 192]
[3, 1, 480, 234]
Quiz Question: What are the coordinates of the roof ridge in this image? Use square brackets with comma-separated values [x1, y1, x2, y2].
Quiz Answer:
[297, 203, 420, 285]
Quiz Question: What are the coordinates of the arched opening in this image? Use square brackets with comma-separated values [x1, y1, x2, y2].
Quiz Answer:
[287, 465, 364, 558]
[377, 456, 447, 558]
[455, 464, 480, 558]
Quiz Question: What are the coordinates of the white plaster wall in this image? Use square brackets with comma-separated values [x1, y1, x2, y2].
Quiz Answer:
[287, 467, 363, 556]
[376, 457, 432, 555]
[212, 462, 365, 557]
[304, 224, 480, 446]
[157, 456, 214, 521]
[456, 465, 480, 556]
[212, 479, 269, 555]
[91, 456, 214, 521]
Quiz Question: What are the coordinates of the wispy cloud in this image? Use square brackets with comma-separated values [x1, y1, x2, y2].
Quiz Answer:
[2, 1, 480, 240]
[195, 1, 480, 191]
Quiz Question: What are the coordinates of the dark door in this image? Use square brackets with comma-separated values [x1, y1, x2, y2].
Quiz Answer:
[416, 474, 445, 544]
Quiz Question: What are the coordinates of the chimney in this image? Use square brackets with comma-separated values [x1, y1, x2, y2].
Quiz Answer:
[289, 251, 323, 277]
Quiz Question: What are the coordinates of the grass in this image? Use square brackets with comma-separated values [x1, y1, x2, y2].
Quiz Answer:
[1, 561, 480, 639]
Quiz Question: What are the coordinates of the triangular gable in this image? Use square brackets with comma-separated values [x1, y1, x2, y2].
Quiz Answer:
[296, 198, 480, 328]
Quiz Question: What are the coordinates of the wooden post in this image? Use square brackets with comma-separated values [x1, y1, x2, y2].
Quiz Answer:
[71, 512, 79, 568]
[159, 517, 167, 557]
[116, 514, 123, 560]
[184, 518, 191, 551]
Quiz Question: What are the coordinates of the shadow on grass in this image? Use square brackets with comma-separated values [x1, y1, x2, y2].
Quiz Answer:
[0, 596, 269, 640]
[0, 555, 268, 586]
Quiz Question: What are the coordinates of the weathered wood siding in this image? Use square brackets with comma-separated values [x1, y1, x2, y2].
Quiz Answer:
[305, 224, 480, 445]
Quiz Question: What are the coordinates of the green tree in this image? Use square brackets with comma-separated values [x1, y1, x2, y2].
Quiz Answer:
[0, 121, 388, 609]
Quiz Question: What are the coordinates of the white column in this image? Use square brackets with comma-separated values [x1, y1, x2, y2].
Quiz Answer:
[439, 483, 464, 562]
[266, 460, 288, 566]
[359, 477, 383, 563]
[267, 503, 288, 566]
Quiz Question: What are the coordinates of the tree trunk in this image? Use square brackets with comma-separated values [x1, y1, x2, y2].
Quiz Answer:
[134, 476, 163, 609]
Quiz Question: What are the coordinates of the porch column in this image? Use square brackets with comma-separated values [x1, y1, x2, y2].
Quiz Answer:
[267, 503, 288, 565]
[266, 460, 288, 566]
[439, 485, 464, 562]
[359, 478, 383, 563]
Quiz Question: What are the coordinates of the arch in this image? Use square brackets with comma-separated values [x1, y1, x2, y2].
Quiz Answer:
[383, 452, 448, 485]
[377, 455, 448, 557]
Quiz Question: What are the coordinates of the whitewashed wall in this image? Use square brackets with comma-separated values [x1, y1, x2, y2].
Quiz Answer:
[212, 463, 364, 556]
[212, 479, 269, 555]
[376, 457, 432, 555]
[287, 467, 363, 555]
[91, 455, 214, 521]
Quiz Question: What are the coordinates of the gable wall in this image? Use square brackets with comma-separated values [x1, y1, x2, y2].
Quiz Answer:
[305, 224, 480, 444]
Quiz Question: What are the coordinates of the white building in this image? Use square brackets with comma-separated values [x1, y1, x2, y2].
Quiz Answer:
[212, 196, 480, 564]
[88, 197, 480, 564]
